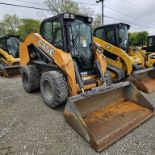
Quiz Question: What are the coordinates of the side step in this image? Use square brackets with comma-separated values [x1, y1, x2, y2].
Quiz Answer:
[64, 82, 154, 152]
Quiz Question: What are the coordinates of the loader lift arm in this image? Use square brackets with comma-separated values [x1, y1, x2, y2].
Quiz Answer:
[94, 37, 133, 75]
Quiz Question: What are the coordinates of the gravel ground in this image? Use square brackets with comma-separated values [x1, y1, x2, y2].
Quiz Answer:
[0, 76, 155, 155]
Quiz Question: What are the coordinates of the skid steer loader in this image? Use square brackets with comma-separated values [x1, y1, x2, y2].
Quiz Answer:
[146, 53, 155, 67]
[141, 35, 155, 55]
[140, 35, 155, 68]
[20, 14, 154, 152]
[94, 23, 155, 93]
[0, 35, 20, 77]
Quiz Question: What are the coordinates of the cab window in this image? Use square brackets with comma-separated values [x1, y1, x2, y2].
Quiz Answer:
[41, 20, 63, 50]
[94, 29, 104, 40]
[105, 29, 115, 45]
[0, 39, 7, 51]
[52, 21, 63, 49]
[148, 38, 155, 47]
[42, 21, 53, 43]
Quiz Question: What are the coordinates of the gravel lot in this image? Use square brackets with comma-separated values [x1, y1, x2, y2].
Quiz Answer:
[0, 76, 155, 155]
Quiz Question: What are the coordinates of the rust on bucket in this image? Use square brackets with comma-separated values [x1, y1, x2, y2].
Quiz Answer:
[64, 82, 154, 152]
[140, 78, 155, 93]
[83, 100, 153, 151]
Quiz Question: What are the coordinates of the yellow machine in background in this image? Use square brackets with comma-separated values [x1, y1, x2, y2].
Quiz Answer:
[0, 35, 20, 77]
[142, 35, 155, 55]
[20, 14, 154, 152]
[94, 23, 155, 93]
[140, 35, 155, 68]
[94, 23, 144, 81]
[146, 53, 155, 67]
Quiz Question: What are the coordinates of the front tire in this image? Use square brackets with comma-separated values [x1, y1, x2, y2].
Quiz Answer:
[40, 71, 69, 108]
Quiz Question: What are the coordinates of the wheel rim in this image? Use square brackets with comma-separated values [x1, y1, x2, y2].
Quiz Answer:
[43, 80, 54, 101]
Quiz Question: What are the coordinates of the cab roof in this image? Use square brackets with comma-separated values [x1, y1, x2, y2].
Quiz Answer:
[148, 35, 155, 38]
[42, 13, 93, 24]
[95, 23, 130, 30]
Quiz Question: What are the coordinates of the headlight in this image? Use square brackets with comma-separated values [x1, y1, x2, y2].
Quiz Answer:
[70, 14, 75, 19]
[88, 17, 93, 23]
[64, 14, 70, 19]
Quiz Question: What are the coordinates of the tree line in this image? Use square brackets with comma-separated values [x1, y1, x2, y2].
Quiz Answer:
[129, 31, 148, 47]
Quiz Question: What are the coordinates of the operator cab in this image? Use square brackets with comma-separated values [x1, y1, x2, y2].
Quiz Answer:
[94, 23, 130, 52]
[147, 35, 155, 53]
[0, 35, 20, 58]
[40, 13, 94, 71]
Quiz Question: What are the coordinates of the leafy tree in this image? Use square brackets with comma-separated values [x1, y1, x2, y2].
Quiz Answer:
[45, 0, 80, 15]
[18, 19, 41, 40]
[137, 31, 148, 46]
[129, 31, 148, 46]
[0, 22, 7, 37]
[1, 14, 21, 35]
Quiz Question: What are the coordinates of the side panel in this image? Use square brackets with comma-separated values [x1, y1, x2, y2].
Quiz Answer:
[20, 43, 30, 66]
[20, 33, 77, 96]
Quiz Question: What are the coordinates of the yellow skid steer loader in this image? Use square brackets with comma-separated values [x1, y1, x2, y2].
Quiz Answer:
[0, 35, 20, 77]
[146, 53, 155, 67]
[20, 14, 154, 152]
[141, 35, 155, 55]
[94, 23, 155, 93]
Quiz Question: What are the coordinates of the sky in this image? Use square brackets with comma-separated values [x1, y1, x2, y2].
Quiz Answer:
[0, 0, 155, 34]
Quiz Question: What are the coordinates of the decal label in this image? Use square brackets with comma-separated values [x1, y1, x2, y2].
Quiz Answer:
[39, 40, 55, 56]
[106, 44, 111, 50]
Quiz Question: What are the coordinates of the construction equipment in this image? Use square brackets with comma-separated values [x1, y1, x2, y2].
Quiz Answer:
[20, 14, 154, 152]
[94, 23, 155, 93]
[0, 35, 20, 77]
[142, 35, 155, 55]
[140, 35, 155, 68]
[146, 53, 155, 67]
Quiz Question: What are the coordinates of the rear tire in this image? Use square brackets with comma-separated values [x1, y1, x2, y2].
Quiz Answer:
[20, 65, 40, 93]
[40, 71, 69, 108]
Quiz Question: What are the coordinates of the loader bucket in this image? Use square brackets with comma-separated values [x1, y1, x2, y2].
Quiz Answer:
[131, 67, 155, 93]
[64, 82, 154, 152]
[0, 65, 20, 78]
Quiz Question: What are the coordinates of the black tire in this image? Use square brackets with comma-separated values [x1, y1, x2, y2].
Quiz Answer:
[20, 65, 40, 93]
[40, 71, 69, 108]
[104, 70, 112, 86]
[107, 64, 126, 83]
